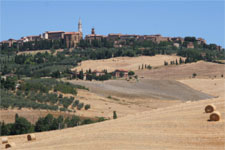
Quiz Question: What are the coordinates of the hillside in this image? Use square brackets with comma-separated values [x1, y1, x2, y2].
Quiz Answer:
[136, 61, 224, 80]
[72, 55, 184, 72]
[69, 79, 213, 100]
[1, 78, 224, 150]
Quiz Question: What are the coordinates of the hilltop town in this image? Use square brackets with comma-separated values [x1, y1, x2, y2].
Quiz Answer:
[0, 19, 223, 51]
[0, 18, 225, 150]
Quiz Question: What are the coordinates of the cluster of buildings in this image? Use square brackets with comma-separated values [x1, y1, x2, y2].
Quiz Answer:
[0, 18, 222, 51]
[1, 19, 83, 48]
[85, 28, 208, 49]
[72, 69, 129, 80]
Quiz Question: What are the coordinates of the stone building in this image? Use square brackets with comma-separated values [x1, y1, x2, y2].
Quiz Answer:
[173, 43, 180, 48]
[114, 69, 128, 78]
[43, 31, 65, 40]
[64, 32, 83, 48]
[138, 34, 171, 43]
[93, 70, 105, 76]
[197, 38, 206, 45]
[25, 35, 41, 42]
[187, 42, 194, 49]
[85, 28, 106, 42]
[171, 37, 184, 43]
[107, 33, 122, 40]
[0, 39, 17, 47]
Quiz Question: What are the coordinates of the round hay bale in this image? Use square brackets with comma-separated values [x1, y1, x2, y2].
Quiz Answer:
[210, 111, 221, 121]
[27, 134, 36, 141]
[5, 142, 15, 149]
[1, 137, 8, 144]
[205, 104, 216, 113]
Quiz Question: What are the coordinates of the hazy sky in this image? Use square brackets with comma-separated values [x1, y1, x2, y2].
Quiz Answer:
[1, 0, 224, 47]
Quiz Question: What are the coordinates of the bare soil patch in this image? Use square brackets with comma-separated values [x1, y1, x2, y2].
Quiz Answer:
[69, 79, 213, 101]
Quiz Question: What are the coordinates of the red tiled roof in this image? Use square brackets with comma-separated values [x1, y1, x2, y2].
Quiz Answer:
[1, 40, 9, 43]
[46, 31, 65, 34]
[64, 32, 80, 35]
[108, 33, 122, 36]
[86, 34, 105, 37]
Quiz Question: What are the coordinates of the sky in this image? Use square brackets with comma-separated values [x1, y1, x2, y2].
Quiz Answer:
[0, 0, 224, 47]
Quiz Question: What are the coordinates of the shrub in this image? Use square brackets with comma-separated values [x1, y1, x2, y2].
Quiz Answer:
[60, 107, 67, 112]
[97, 117, 106, 122]
[54, 82, 77, 95]
[84, 104, 91, 110]
[147, 65, 152, 69]
[82, 119, 94, 125]
[58, 94, 63, 98]
[192, 73, 197, 78]
[164, 61, 168, 66]
[73, 100, 80, 107]
[77, 103, 84, 110]
[128, 71, 135, 76]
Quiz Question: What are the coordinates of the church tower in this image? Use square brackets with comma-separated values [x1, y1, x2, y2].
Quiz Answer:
[78, 18, 82, 33]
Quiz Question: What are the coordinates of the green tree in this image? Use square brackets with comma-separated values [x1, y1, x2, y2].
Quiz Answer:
[164, 61, 168, 66]
[11, 114, 33, 135]
[78, 70, 84, 80]
[176, 59, 178, 65]
[128, 71, 135, 76]
[84, 104, 91, 110]
[113, 111, 117, 119]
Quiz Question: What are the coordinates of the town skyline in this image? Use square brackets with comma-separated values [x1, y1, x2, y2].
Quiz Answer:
[1, 1, 224, 47]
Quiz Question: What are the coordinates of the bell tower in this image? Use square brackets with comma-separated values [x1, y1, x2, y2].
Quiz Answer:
[78, 18, 82, 33]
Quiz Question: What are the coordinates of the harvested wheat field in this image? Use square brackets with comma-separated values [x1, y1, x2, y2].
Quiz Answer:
[74, 89, 181, 118]
[1, 78, 224, 150]
[2, 98, 224, 150]
[136, 61, 224, 80]
[69, 79, 213, 100]
[72, 55, 184, 72]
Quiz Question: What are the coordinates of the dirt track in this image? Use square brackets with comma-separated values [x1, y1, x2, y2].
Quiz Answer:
[69, 79, 213, 101]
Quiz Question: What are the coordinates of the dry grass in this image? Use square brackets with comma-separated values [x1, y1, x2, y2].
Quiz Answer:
[1, 137, 8, 144]
[1, 55, 224, 149]
[2, 97, 224, 150]
[72, 55, 184, 72]
[136, 61, 225, 80]
[179, 79, 225, 98]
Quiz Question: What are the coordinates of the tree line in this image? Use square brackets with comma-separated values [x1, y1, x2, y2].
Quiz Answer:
[0, 114, 106, 136]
